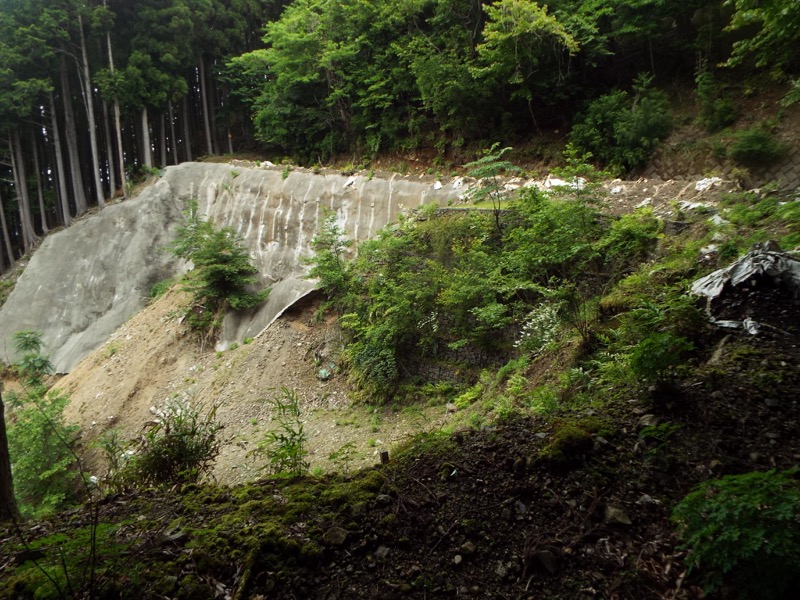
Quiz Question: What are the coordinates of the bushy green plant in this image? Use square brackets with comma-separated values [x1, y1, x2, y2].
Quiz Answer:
[695, 69, 737, 132]
[7, 389, 80, 518]
[148, 277, 176, 300]
[672, 469, 800, 598]
[595, 208, 661, 271]
[568, 74, 672, 171]
[170, 200, 268, 336]
[729, 127, 787, 167]
[303, 208, 353, 304]
[6, 331, 80, 517]
[12, 330, 53, 384]
[125, 399, 223, 487]
[253, 388, 309, 477]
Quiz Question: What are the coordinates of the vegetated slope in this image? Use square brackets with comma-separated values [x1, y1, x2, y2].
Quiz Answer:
[3, 162, 800, 598]
[2, 291, 798, 598]
[53, 173, 740, 487]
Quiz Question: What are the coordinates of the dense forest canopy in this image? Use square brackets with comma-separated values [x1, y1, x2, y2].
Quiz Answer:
[0, 0, 798, 270]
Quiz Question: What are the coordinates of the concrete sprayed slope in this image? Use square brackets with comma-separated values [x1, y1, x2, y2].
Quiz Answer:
[0, 162, 467, 372]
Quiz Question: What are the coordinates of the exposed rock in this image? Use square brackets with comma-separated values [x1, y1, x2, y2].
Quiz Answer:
[322, 527, 350, 546]
[603, 505, 632, 526]
[0, 163, 465, 372]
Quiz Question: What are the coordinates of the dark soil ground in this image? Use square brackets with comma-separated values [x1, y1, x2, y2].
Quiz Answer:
[2, 268, 799, 599]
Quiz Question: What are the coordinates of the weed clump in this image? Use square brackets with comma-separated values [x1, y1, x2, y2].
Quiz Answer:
[113, 399, 224, 488]
[729, 128, 787, 168]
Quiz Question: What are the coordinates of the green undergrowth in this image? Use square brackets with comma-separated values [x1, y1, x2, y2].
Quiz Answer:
[4, 155, 798, 599]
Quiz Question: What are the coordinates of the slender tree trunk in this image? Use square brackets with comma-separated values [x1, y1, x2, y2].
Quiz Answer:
[102, 99, 116, 199]
[49, 92, 71, 227]
[10, 132, 38, 251]
[199, 55, 214, 156]
[78, 14, 104, 208]
[0, 386, 19, 523]
[169, 100, 178, 165]
[103, 0, 125, 197]
[182, 95, 192, 162]
[0, 189, 16, 269]
[31, 135, 49, 234]
[141, 107, 152, 169]
[61, 55, 88, 216]
[159, 112, 167, 168]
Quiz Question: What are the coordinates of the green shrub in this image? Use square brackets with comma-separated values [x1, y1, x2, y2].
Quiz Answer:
[7, 389, 80, 518]
[252, 388, 309, 477]
[148, 277, 175, 299]
[569, 74, 672, 171]
[170, 200, 269, 336]
[303, 208, 353, 303]
[125, 399, 223, 487]
[695, 70, 737, 132]
[672, 469, 800, 598]
[729, 128, 787, 167]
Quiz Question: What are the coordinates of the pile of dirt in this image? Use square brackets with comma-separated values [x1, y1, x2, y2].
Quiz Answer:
[57, 289, 453, 486]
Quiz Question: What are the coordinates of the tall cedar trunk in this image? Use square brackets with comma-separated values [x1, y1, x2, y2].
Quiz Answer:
[141, 107, 152, 169]
[199, 55, 214, 156]
[103, 0, 126, 198]
[102, 100, 116, 198]
[31, 134, 49, 234]
[61, 55, 88, 216]
[0, 189, 16, 269]
[0, 386, 19, 523]
[78, 14, 105, 208]
[114, 96, 127, 199]
[10, 132, 38, 250]
[159, 112, 167, 168]
[49, 92, 71, 226]
[182, 95, 192, 162]
[169, 100, 178, 165]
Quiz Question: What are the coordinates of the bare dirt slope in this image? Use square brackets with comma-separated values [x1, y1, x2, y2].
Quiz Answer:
[58, 289, 450, 486]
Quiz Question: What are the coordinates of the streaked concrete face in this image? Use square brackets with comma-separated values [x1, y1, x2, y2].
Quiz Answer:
[0, 162, 469, 372]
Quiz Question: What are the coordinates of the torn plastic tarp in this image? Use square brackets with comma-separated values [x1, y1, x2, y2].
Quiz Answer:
[691, 241, 800, 299]
[691, 241, 800, 334]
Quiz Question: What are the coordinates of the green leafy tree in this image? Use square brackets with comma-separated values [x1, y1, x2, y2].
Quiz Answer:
[6, 331, 79, 518]
[724, 0, 800, 77]
[568, 74, 672, 172]
[304, 208, 353, 305]
[475, 0, 579, 130]
[170, 200, 268, 336]
[465, 143, 521, 239]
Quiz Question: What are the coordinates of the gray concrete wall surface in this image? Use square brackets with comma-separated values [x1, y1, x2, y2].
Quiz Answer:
[0, 162, 468, 372]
